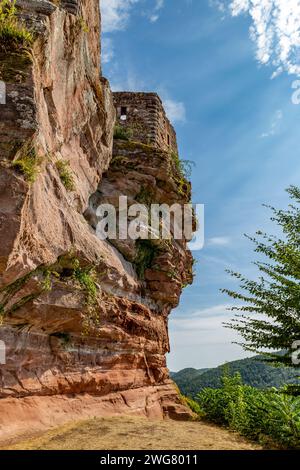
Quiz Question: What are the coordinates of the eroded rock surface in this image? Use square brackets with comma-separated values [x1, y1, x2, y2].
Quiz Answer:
[0, 0, 194, 442]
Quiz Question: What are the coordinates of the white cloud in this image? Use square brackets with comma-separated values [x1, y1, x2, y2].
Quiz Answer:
[149, 0, 165, 22]
[149, 14, 159, 23]
[101, 0, 139, 65]
[102, 37, 114, 64]
[172, 303, 232, 324]
[109, 70, 147, 92]
[171, 303, 269, 353]
[261, 109, 283, 138]
[208, 236, 231, 246]
[101, 0, 165, 32]
[101, 0, 140, 33]
[100, 3, 184, 124]
[190, 304, 234, 319]
[209, 0, 226, 14]
[220, 0, 300, 77]
[101, 0, 166, 64]
[169, 303, 251, 369]
[163, 98, 186, 123]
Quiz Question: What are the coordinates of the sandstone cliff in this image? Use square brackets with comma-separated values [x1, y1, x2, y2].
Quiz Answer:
[0, 0, 194, 442]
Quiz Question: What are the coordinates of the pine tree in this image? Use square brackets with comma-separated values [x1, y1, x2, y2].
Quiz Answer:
[223, 186, 300, 367]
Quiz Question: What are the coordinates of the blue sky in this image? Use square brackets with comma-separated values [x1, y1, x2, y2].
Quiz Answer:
[101, 0, 300, 371]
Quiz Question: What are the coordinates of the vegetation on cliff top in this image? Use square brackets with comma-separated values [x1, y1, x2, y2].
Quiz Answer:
[0, 0, 33, 53]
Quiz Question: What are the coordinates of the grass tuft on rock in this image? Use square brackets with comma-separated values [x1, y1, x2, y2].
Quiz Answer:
[56, 160, 75, 191]
[114, 124, 133, 141]
[0, 0, 33, 53]
[12, 148, 42, 183]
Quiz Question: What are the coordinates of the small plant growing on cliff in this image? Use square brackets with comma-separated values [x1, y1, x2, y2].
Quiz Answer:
[73, 262, 98, 307]
[169, 151, 194, 198]
[72, 260, 101, 335]
[0, 0, 33, 52]
[0, 304, 4, 326]
[53, 254, 101, 335]
[170, 151, 194, 179]
[0, 267, 57, 324]
[12, 148, 42, 183]
[78, 16, 89, 33]
[41, 269, 53, 293]
[134, 239, 159, 280]
[136, 186, 156, 206]
[56, 160, 75, 191]
[114, 124, 133, 141]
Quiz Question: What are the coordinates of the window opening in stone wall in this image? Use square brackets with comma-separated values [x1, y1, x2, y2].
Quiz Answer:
[120, 106, 127, 121]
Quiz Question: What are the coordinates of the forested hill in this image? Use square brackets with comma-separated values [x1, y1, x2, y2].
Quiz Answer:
[171, 356, 300, 398]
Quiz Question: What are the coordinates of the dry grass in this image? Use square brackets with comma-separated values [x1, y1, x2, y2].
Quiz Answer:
[3, 416, 262, 451]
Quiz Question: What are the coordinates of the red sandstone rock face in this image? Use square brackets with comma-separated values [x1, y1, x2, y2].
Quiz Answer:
[0, 0, 194, 442]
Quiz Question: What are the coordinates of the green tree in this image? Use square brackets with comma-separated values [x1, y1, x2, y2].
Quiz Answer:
[223, 186, 300, 367]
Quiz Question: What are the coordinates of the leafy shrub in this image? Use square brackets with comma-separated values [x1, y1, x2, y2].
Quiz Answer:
[114, 124, 133, 141]
[182, 396, 204, 418]
[56, 160, 75, 191]
[267, 392, 300, 447]
[196, 372, 300, 449]
[0, 0, 33, 52]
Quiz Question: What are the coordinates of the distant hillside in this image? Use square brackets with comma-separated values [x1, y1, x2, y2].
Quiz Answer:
[171, 356, 300, 398]
[170, 368, 209, 380]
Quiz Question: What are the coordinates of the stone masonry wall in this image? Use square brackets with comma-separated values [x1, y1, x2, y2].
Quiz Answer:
[113, 92, 178, 154]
